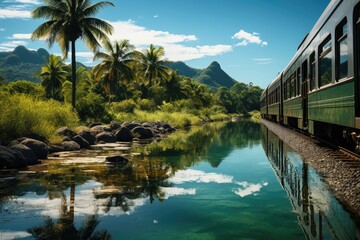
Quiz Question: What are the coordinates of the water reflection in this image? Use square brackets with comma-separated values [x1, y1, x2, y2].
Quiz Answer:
[1, 121, 358, 239]
[261, 125, 360, 240]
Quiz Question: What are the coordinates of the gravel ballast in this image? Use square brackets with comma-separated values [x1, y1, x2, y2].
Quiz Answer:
[261, 119, 360, 222]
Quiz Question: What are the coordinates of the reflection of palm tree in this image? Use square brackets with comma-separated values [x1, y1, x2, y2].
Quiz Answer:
[141, 158, 173, 204]
[28, 193, 111, 240]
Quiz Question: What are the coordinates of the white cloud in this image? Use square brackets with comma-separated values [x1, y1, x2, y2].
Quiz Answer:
[0, 40, 28, 51]
[160, 187, 196, 199]
[154, 15, 159, 18]
[8, 0, 41, 4]
[170, 169, 234, 184]
[253, 58, 272, 65]
[0, 231, 31, 240]
[0, 28, 5, 32]
[232, 29, 268, 47]
[0, 9, 31, 19]
[108, 20, 232, 61]
[233, 181, 268, 197]
[8, 33, 32, 39]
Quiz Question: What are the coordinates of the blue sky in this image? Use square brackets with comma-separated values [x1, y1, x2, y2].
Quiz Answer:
[0, 0, 330, 88]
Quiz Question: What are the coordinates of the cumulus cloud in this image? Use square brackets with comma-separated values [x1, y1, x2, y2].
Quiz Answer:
[233, 181, 268, 197]
[0, 9, 31, 19]
[0, 40, 28, 51]
[7, 33, 32, 39]
[232, 29, 268, 47]
[5, 0, 41, 4]
[108, 20, 232, 61]
[160, 187, 196, 199]
[170, 169, 234, 184]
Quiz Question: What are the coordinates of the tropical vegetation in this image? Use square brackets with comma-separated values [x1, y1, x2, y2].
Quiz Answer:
[0, 0, 262, 143]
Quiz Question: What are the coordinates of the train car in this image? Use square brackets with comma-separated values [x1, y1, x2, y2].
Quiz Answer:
[263, 0, 360, 149]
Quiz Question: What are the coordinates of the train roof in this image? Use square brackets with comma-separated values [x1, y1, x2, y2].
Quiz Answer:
[283, 0, 340, 72]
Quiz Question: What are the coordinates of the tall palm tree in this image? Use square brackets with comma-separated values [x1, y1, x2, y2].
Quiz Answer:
[93, 39, 137, 96]
[139, 44, 171, 87]
[38, 54, 68, 100]
[31, 0, 114, 108]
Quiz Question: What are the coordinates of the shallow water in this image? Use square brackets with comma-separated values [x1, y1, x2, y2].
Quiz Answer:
[0, 121, 358, 239]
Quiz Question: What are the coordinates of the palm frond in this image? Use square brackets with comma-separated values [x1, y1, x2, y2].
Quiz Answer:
[83, 1, 114, 17]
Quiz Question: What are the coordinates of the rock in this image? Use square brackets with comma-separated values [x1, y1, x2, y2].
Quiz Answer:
[96, 132, 116, 143]
[62, 141, 81, 151]
[88, 122, 103, 128]
[90, 125, 112, 136]
[0, 146, 27, 168]
[121, 122, 141, 130]
[48, 144, 64, 153]
[131, 127, 154, 139]
[77, 130, 96, 145]
[25, 133, 48, 143]
[115, 127, 133, 142]
[9, 144, 38, 165]
[21, 139, 48, 159]
[72, 135, 90, 149]
[105, 155, 129, 165]
[56, 127, 76, 138]
[110, 121, 122, 131]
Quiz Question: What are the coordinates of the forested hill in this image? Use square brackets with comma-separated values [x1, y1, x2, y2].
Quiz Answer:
[0, 46, 49, 83]
[0, 46, 238, 89]
[165, 61, 238, 89]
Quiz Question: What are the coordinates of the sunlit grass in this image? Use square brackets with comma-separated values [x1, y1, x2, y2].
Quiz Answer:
[0, 93, 78, 142]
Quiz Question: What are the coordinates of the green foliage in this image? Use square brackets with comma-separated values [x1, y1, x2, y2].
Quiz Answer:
[75, 92, 111, 122]
[0, 93, 78, 142]
[137, 99, 156, 111]
[113, 99, 137, 113]
[39, 54, 67, 101]
[7, 80, 45, 97]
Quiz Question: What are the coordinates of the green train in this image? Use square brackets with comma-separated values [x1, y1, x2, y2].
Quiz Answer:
[261, 0, 360, 150]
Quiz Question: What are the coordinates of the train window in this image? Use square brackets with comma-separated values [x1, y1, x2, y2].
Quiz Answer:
[297, 68, 301, 96]
[319, 36, 332, 87]
[310, 52, 316, 90]
[336, 18, 348, 80]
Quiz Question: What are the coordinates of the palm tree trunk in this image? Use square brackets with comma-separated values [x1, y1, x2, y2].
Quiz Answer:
[71, 39, 76, 108]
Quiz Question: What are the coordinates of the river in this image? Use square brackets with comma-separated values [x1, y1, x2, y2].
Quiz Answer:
[0, 121, 358, 239]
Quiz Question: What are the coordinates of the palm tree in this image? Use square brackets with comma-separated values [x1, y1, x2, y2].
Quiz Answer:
[31, 0, 114, 108]
[38, 54, 68, 100]
[139, 44, 171, 87]
[93, 39, 137, 97]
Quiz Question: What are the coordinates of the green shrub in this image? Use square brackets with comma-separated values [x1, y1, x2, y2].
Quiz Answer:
[7, 80, 45, 98]
[75, 92, 111, 122]
[0, 94, 78, 142]
[137, 99, 156, 111]
[113, 99, 137, 113]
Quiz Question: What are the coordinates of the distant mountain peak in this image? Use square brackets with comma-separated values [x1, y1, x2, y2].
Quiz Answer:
[165, 60, 237, 89]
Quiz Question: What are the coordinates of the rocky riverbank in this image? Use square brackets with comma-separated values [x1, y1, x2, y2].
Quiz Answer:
[261, 119, 360, 222]
[0, 120, 176, 169]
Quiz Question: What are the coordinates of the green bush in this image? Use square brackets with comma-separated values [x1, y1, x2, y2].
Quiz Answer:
[113, 99, 137, 113]
[75, 92, 112, 122]
[7, 80, 45, 98]
[137, 99, 156, 111]
[0, 93, 78, 142]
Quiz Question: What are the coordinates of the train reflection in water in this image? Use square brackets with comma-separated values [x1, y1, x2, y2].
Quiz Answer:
[261, 125, 360, 240]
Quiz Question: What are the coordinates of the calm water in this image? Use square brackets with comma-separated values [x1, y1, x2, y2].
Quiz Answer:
[0, 121, 358, 239]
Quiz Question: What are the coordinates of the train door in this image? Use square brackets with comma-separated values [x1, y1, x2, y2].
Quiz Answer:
[301, 60, 308, 129]
[355, 3, 360, 120]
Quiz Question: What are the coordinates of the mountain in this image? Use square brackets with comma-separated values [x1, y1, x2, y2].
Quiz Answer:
[0, 46, 50, 83]
[0, 46, 238, 89]
[165, 61, 238, 89]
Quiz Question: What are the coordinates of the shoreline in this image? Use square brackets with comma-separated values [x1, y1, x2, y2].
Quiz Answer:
[261, 118, 360, 223]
